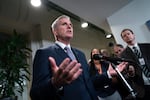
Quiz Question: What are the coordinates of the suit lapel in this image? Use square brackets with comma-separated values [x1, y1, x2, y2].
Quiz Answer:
[71, 48, 86, 80]
[71, 48, 80, 61]
[54, 43, 69, 62]
[126, 46, 139, 62]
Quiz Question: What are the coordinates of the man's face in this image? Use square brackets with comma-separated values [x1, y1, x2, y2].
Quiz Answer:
[113, 46, 124, 57]
[53, 18, 73, 42]
[121, 30, 135, 44]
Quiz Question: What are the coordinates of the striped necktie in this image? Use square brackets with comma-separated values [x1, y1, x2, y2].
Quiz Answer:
[132, 46, 141, 58]
[64, 46, 76, 60]
[133, 46, 150, 77]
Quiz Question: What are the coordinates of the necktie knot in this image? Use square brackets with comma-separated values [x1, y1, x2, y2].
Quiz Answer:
[64, 46, 69, 52]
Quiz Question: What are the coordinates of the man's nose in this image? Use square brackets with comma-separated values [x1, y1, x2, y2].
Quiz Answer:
[67, 24, 72, 28]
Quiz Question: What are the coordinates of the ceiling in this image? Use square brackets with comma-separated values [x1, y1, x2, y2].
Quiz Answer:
[47, 0, 133, 32]
[0, 0, 133, 34]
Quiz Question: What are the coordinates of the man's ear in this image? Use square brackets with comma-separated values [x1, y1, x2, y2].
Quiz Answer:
[52, 29, 58, 35]
[52, 30, 58, 40]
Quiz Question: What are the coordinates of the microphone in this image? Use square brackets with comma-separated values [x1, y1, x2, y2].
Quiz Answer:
[93, 54, 137, 98]
[93, 54, 135, 64]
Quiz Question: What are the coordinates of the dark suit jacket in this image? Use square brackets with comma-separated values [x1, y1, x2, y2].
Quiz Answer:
[120, 43, 150, 98]
[30, 43, 111, 100]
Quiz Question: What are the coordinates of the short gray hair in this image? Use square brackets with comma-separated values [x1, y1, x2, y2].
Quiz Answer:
[51, 15, 70, 31]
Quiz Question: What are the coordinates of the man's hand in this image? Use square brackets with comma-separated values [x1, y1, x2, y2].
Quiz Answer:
[49, 57, 83, 88]
[108, 62, 128, 76]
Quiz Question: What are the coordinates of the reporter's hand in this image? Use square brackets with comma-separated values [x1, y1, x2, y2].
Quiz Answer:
[49, 57, 83, 88]
[108, 62, 128, 76]
[116, 62, 128, 72]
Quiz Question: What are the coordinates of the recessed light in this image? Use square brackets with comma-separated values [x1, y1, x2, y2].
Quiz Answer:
[31, 0, 41, 7]
[81, 22, 88, 28]
[106, 34, 112, 39]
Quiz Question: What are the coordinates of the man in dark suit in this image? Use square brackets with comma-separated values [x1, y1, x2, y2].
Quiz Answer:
[120, 28, 150, 99]
[30, 15, 127, 100]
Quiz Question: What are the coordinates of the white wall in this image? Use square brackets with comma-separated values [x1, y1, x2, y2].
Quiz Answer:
[107, 0, 150, 46]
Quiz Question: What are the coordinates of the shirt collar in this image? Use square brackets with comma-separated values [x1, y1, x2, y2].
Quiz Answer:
[128, 43, 140, 51]
[55, 41, 71, 49]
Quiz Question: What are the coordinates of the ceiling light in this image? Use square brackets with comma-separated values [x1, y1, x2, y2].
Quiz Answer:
[81, 22, 88, 28]
[106, 34, 112, 39]
[31, 0, 41, 7]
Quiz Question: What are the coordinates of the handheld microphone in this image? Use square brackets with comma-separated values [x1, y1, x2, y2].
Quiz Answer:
[93, 54, 135, 64]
